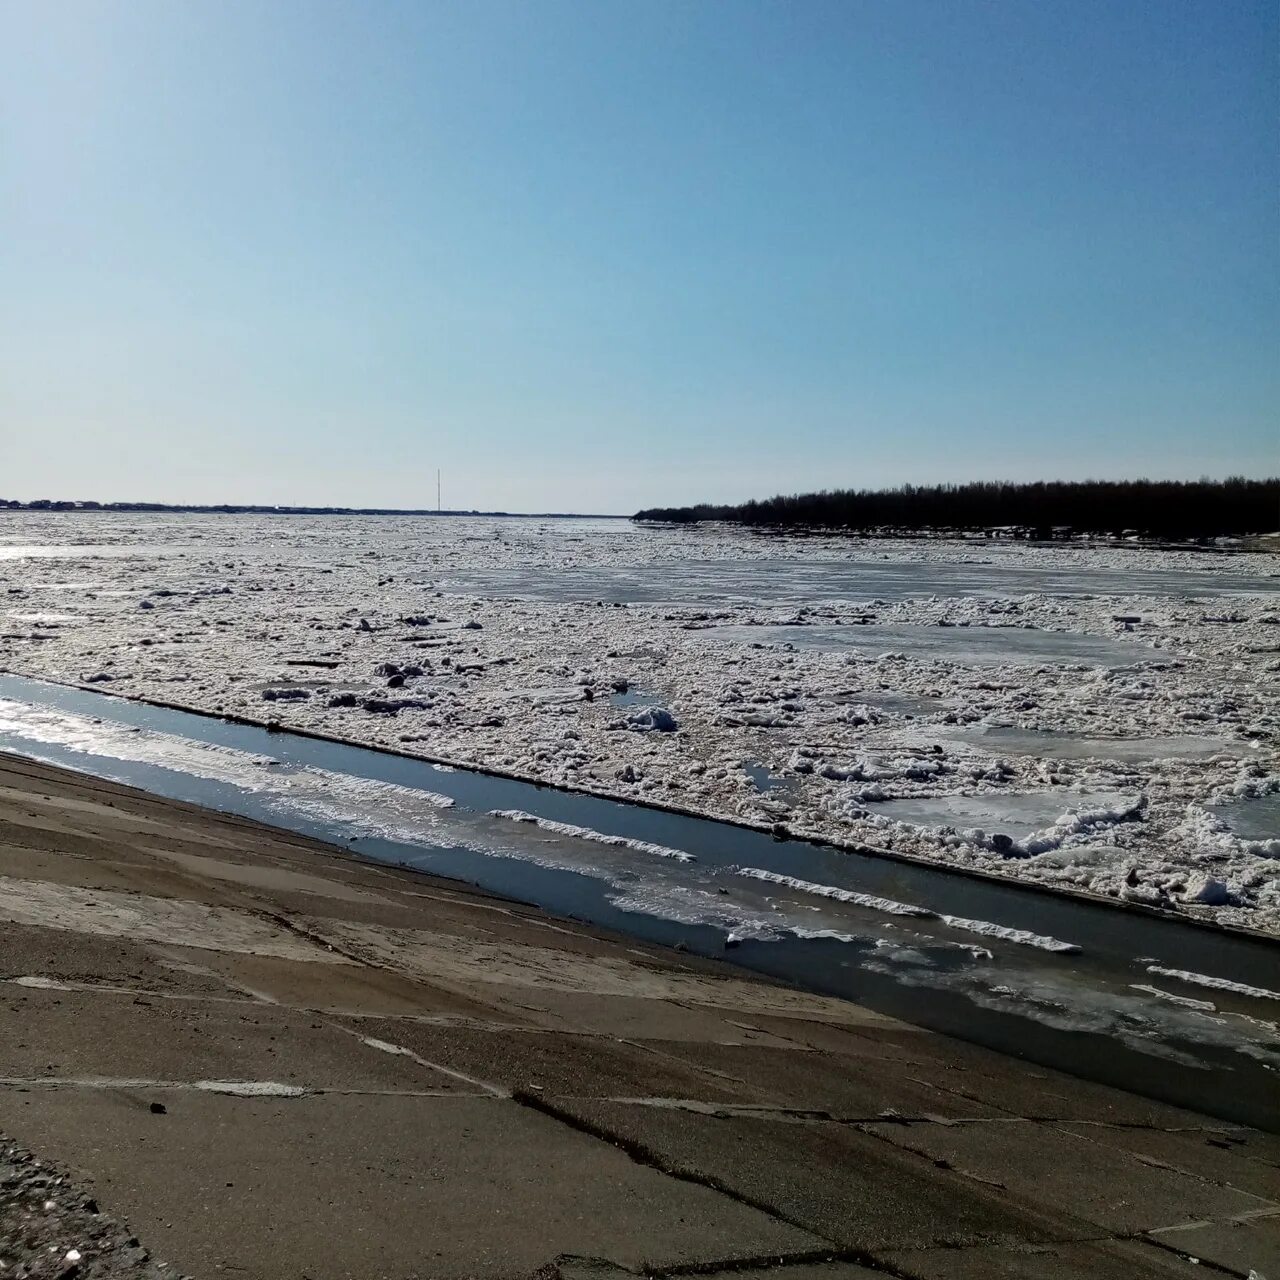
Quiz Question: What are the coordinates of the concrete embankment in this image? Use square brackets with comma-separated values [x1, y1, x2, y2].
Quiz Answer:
[0, 752, 1276, 1279]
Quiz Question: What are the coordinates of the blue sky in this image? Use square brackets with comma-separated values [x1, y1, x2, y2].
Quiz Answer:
[2, 1, 1275, 513]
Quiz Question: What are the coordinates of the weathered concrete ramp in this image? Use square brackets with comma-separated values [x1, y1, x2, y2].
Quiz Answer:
[0, 752, 1275, 1279]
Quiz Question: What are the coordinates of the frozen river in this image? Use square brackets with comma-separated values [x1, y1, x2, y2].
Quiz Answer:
[1, 511, 1277, 941]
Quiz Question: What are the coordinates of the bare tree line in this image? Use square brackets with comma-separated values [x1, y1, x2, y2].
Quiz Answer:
[634, 478, 1278, 540]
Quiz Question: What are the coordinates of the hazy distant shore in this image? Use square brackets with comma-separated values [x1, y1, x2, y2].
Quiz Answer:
[0, 500, 625, 519]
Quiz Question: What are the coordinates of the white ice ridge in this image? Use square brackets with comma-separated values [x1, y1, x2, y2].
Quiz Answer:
[487, 809, 695, 861]
[1129, 984, 1217, 1011]
[936, 913, 1082, 954]
[735, 866, 1083, 952]
[1145, 965, 1280, 1003]
[733, 867, 933, 918]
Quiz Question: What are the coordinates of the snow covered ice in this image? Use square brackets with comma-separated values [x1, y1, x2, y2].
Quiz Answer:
[1, 511, 1276, 935]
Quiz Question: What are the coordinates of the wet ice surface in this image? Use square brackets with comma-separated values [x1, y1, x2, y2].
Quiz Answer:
[871, 790, 1137, 839]
[0, 676, 1275, 1129]
[0, 511, 1277, 938]
[830, 689, 947, 716]
[1210, 793, 1280, 841]
[0, 544, 176, 560]
[712, 622, 1162, 667]
[928, 724, 1240, 762]
[437, 556, 1280, 603]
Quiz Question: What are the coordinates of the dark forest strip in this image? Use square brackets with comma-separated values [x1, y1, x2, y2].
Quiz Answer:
[635, 477, 1279, 539]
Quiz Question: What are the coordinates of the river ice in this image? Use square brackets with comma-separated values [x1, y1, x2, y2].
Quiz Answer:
[1, 512, 1276, 934]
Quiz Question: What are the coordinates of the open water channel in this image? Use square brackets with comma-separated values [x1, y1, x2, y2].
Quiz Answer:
[0, 673, 1276, 1128]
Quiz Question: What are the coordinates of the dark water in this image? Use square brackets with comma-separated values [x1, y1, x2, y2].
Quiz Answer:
[609, 687, 660, 708]
[744, 761, 792, 794]
[0, 673, 1276, 1130]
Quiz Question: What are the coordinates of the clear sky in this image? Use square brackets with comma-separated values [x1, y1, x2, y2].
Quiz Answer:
[2, 1, 1276, 513]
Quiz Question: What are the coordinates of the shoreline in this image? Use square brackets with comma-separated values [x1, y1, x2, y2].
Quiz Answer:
[0, 749, 1276, 1278]
[6, 670, 1274, 949]
[6, 507, 1275, 552]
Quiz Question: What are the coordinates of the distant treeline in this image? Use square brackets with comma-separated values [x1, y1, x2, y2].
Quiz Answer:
[0, 500, 618, 519]
[635, 478, 1279, 540]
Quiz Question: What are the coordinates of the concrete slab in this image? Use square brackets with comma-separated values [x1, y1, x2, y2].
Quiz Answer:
[300, 914, 885, 1020]
[552, 1264, 882, 1280]
[863, 1119, 1277, 1235]
[1055, 1122, 1280, 1201]
[0, 919, 231, 996]
[335, 1020, 766, 1102]
[0, 874, 338, 961]
[540, 1099, 1086, 1252]
[883, 1238, 1200, 1278]
[1, 751, 1269, 1280]
[687, 1267, 883, 1280]
[723, 1011, 935, 1058]
[852, 1029, 1235, 1129]
[720, 1020, 1250, 1133]
[0, 833, 168, 894]
[1217, 1126, 1280, 1168]
[635, 1039, 1006, 1119]
[1146, 1210, 1280, 1276]
[480, 987, 801, 1045]
[0, 1089, 823, 1278]
[167, 946, 529, 1021]
[0, 986, 476, 1093]
[136, 842, 397, 903]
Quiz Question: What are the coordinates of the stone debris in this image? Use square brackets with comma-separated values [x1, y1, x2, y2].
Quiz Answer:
[0, 1134, 185, 1279]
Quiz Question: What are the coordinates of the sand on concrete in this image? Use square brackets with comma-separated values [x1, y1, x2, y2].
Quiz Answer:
[0, 751, 1275, 1279]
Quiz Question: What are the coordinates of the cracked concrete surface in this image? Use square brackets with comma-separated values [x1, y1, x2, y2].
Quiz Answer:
[0, 751, 1276, 1279]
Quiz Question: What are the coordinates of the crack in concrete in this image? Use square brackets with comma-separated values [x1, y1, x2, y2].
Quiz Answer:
[0, 1076, 483, 1099]
[1130, 1230, 1255, 1278]
[2, 973, 268, 1007]
[349, 1030, 510, 1098]
[512, 1087, 863, 1254]
[653, 1245, 915, 1277]
[0, 1075, 309, 1096]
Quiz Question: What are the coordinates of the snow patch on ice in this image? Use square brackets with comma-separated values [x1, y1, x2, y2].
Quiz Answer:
[1015, 794, 1146, 856]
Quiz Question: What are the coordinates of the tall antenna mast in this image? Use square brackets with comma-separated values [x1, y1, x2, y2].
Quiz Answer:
[437, 469, 441, 514]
